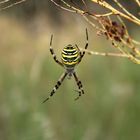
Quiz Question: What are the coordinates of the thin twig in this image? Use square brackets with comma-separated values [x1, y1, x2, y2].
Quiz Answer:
[135, 0, 140, 6]
[90, 0, 140, 26]
[113, 0, 140, 22]
[0, 0, 9, 5]
[0, 0, 26, 11]
[80, 48, 129, 57]
[50, 0, 76, 13]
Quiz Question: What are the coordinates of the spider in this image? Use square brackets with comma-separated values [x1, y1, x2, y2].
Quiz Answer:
[43, 28, 88, 103]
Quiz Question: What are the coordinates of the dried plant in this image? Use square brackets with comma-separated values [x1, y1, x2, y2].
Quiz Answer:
[0, 0, 140, 64]
[48, 0, 140, 64]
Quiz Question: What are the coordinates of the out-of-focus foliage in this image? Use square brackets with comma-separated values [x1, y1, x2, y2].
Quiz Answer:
[0, 1, 140, 140]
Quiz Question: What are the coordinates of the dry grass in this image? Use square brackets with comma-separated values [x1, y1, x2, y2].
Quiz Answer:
[0, 0, 140, 62]
[49, 0, 140, 64]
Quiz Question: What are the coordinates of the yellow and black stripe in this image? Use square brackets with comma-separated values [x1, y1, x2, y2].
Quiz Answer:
[61, 44, 80, 67]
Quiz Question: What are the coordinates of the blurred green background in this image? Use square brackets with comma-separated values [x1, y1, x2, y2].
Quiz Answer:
[0, 1, 140, 140]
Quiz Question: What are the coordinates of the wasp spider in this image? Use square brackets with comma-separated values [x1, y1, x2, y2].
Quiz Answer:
[43, 29, 88, 103]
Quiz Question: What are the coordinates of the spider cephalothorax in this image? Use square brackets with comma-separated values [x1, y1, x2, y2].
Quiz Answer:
[43, 28, 88, 103]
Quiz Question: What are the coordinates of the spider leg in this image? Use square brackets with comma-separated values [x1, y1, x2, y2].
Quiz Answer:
[49, 35, 63, 67]
[78, 28, 89, 63]
[82, 28, 89, 57]
[73, 72, 84, 100]
[43, 72, 68, 103]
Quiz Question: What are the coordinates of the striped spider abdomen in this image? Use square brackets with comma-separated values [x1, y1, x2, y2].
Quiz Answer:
[61, 44, 81, 68]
